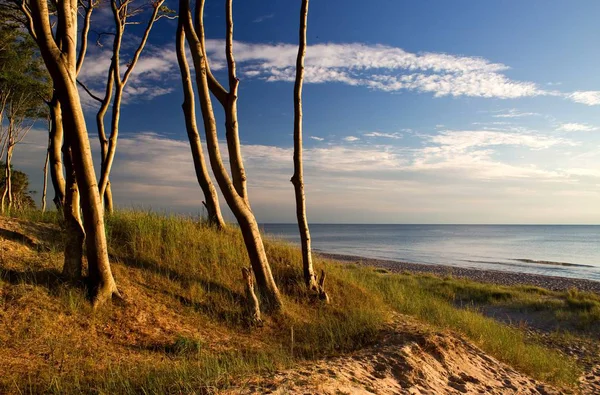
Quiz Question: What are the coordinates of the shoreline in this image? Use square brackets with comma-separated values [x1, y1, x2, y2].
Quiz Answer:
[319, 252, 600, 294]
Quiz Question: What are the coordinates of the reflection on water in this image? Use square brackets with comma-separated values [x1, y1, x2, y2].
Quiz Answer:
[260, 224, 600, 282]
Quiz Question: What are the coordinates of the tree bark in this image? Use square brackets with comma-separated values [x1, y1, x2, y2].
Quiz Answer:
[291, 0, 326, 302]
[242, 267, 262, 325]
[41, 138, 49, 213]
[25, 0, 119, 307]
[175, 19, 225, 229]
[48, 93, 66, 210]
[181, 0, 283, 311]
[104, 181, 114, 214]
[2, 135, 14, 213]
[61, 142, 84, 280]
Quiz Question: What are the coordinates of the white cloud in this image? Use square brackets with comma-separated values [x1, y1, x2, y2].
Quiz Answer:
[557, 123, 598, 132]
[567, 91, 600, 106]
[364, 131, 402, 139]
[14, 128, 600, 223]
[492, 109, 539, 118]
[77, 44, 178, 104]
[343, 136, 360, 142]
[204, 40, 547, 100]
[310, 136, 324, 141]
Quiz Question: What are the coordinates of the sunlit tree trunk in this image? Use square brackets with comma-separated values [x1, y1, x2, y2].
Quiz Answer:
[48, 93, 66, 211]
[180, 0, 283, 311]
[291, 0, 328, 301]
[175, 19, 225, 229]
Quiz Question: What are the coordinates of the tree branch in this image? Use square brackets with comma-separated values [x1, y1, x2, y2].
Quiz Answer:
[77, 79, 103, 102]
[76, 0, 94, 75]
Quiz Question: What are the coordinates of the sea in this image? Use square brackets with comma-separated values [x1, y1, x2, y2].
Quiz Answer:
[260, 224, 600, 282]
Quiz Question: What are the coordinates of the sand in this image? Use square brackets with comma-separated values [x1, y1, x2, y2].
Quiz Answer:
[231, 314, 562, 394]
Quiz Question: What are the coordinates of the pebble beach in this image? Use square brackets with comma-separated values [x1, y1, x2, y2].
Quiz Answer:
[321, 252, 600, 294]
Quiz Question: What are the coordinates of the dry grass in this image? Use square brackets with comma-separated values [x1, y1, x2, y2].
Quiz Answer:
[0, 210, 586, 393]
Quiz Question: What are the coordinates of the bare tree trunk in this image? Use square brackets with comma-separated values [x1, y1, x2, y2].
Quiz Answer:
[2, 138, 13, 213]
[242, 267, 262, 325]
[61, 142, 84, 280]
[48, 93, 66, 211]
[41, 139, 49, 213]
[175, 19, 225, 229]
[104, 181, 114, 214]
[223, 4, 248, 206]
[23, 0, 119, 307]
[181, 0, 283, 311]
[291, 0, 327, 301]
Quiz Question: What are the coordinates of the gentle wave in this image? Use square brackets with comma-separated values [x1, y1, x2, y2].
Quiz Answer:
[511, 258, 593, 268]
[463, 259, 593, 268]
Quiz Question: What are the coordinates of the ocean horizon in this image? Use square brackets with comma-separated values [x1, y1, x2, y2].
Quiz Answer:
[260, 224, 600, 282]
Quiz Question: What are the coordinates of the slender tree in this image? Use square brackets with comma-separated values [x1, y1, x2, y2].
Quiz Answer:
[13, 0, 119, 306]
[175, 17, 225, 229]
[0, 23, 49, 213]
[82, 0, 172, 213]
[47, 93, 66, 210]
[41, 134, 49, 212]
[292, 0, 316, 292]
[180, 0, 283, 310]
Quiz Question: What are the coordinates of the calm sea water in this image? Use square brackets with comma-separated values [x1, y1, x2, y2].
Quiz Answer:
[260, 224, 600, 282]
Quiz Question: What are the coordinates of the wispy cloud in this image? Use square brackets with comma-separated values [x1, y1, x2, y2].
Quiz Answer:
[204, 40, 544, 100]
[310, 136, 325, 141]
[78, 43, 178, 105]
[253, 13, 274, 23]
[363, 131, 403, 139]
[16, 128, 600, 223]
[202, 40, 597, 105]
[557, 123, 598, 132]
[492, 109, 539, 118]
[343, 136, 360, 142]
[568, 91, 600, 106]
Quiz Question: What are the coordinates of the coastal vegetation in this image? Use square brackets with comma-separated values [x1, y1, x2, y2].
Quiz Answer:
[1, 209, 598, 392]
[0, 0, 599, 393]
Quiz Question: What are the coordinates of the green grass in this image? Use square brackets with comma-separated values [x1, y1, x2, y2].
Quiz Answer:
[1, 209, 590, 392]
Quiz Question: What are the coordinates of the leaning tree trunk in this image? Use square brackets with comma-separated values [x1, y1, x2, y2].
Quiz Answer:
[25, 0, 119, 307]
[181, 0, 283, 311]
[48, 93, 66, 211]
[175, 20, 225, 229]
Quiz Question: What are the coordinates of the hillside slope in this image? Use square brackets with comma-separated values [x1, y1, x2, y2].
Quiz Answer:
[0, 213, 595, 393]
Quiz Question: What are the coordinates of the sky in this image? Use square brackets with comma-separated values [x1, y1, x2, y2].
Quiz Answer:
[12, 0, 600, 224]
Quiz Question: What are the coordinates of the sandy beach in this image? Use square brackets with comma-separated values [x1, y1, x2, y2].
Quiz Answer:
[320, 252, 600, 294]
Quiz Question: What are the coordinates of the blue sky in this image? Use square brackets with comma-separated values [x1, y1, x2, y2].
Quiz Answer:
[14, 0, 600, 223]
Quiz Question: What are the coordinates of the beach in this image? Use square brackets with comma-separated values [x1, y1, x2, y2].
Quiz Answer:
[321, 252, 600, 294]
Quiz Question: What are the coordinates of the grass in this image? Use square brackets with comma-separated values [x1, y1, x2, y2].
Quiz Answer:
[0, 209, 593, 393]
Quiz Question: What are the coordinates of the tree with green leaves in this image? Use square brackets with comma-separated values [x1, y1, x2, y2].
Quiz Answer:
[0, 20, 50, 213]
[0, 161, 36, 210]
